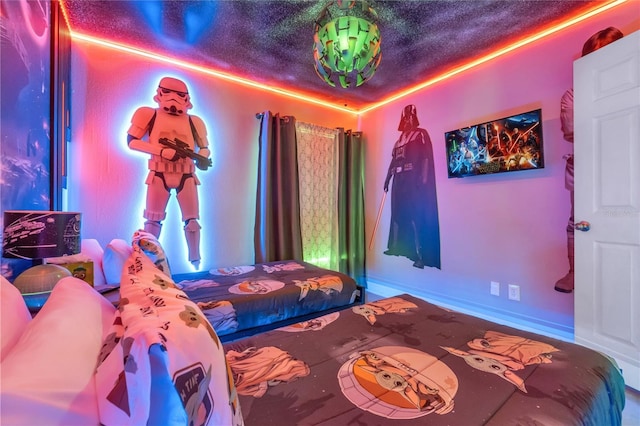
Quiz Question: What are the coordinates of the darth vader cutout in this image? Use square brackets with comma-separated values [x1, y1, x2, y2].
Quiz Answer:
[383, 105, 441, 269]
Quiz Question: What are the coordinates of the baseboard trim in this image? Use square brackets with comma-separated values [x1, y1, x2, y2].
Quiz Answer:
[366, 278, 575, 343]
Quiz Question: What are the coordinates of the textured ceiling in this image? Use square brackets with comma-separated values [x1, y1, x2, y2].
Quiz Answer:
[62, 0, 610, 109]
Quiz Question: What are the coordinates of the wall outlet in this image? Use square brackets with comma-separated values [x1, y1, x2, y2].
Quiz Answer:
[490, 281, 500, 296]
[508, 284, 520, 301]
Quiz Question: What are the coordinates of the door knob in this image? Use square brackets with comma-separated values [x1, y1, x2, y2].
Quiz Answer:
[575, 221, 590, 232]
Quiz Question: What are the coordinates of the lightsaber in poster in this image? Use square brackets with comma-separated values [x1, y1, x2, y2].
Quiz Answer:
[369, 190, 387, 251]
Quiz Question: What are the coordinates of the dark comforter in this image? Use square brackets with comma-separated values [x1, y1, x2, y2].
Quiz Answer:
[173, 260, 361, 341]
[223, 294, 626, 425]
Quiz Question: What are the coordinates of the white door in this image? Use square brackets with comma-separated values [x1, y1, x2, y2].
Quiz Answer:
[574, 30, 640, 391]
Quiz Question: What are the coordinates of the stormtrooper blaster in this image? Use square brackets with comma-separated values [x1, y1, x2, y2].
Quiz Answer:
[159, 137, 212, 170]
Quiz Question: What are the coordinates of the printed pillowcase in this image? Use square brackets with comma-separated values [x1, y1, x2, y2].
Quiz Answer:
[131, 229, 171, 276]
[95, 239, 243, 426]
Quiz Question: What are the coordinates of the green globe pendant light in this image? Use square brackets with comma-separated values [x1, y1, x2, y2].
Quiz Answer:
[313, 0, 382, 88]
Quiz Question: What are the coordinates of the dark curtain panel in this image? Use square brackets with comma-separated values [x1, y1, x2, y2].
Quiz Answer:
[254, 112, 303, 263]
[337, 129, 366, 285]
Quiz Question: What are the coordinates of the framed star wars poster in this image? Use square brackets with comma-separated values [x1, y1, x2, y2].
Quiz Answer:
[445, 108, 544, 178]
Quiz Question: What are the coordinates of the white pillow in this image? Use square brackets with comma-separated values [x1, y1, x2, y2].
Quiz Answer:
[0, 277, 116, 426]
[103, 238, 132, 284]
[0, 276, 31, 362]
[81, 238, 107, 286]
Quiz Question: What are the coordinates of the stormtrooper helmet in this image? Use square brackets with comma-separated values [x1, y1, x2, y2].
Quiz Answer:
[154, 77, 192, 115]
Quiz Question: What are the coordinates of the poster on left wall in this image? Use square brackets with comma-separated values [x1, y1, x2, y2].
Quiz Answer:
[0, 1, 53, 278]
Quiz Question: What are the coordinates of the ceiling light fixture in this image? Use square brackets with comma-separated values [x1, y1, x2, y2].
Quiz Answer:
[313, 0, 381, 88]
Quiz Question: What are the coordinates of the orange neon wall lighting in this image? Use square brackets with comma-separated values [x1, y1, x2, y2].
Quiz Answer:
[63, 0, 626, 116]
[70, 33, 360, 115]
[358, 0, 628, 114]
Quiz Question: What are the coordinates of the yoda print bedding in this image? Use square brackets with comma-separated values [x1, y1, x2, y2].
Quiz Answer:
[223, 294, 625, 426]
[172, 260, 361, 341]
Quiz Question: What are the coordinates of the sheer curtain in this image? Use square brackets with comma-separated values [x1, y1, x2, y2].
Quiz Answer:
[295, 122, 339, 270]
[254, 111, 303, 263]
[254, 113, 365, 285]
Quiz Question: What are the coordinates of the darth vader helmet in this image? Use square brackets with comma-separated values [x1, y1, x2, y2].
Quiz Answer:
[398, 104, 420, 131]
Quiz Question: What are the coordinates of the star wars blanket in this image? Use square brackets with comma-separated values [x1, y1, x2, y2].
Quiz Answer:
[223, 294, 626, 426]
[172, 261, 361, 342]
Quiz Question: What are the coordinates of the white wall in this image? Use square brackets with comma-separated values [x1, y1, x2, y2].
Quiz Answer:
[361, 2, 639, 336]
[67, 42, 357, 275]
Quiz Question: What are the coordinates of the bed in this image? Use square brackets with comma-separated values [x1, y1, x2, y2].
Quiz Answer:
[172, 260, 362, 341]
[1, 232, 626, 425]
[93, 235, 363, 341]
[223, 293, 626, 425]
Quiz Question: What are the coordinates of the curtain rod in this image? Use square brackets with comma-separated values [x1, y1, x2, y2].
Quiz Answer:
[255, 112, 289, 122]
